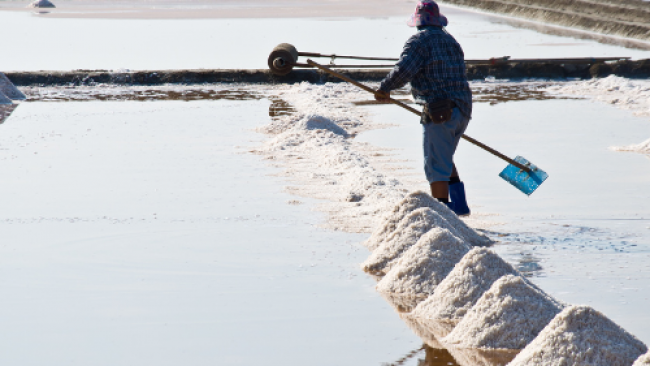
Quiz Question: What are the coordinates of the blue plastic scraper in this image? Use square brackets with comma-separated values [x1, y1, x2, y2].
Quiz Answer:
[498, 155, 549, 196]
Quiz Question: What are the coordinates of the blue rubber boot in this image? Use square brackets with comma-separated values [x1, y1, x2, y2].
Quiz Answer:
[449, 182, 471, 216]
[444, 201, 455, 211]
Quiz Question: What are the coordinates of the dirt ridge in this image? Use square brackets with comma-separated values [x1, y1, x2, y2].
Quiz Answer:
[5, 60, 650, 86]
[441, 0, 650, 41]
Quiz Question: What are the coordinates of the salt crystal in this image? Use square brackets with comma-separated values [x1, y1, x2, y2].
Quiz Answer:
[509, 305, 648, 366]
[634, 351, 650, 366]
[443, 274, 564, 350]
[410, 248, 519, 324]
[611, 137, 650, 154]
[376, 228, 470, 296]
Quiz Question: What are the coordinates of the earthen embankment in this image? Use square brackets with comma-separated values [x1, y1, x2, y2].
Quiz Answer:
[441, 0, 650, 41]
[5, 59, 650, 86]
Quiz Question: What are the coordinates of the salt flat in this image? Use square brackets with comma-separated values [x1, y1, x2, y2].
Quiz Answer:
[0, 100, 425, 365]
[2, 2, 650, 364]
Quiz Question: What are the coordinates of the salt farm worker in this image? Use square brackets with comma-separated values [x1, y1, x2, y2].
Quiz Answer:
[375, 0, 472, 216]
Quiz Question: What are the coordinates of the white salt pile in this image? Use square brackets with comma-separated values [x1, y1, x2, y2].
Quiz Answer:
[410, 248, 520, 324]
[611, 137, 650, 154]
[0, 73, 26, 100]
[509, 305, 648, 366]
[442, 274, 564, 350]
[28, 0, 55, 8]
[376, 228, 470, 296]
[634, 351, 650, 366]
[362, 206, 485, 275]
[0, 91, 11, 105]
[364, 191, 445, 250]
[362, 208, 446, 274]
[364, 190, 490, 251]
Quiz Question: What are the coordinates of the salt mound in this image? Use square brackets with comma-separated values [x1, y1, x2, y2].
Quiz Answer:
[0, 91, 11, 105]
[364, 190, 491, 251]
[364, 191, 441, 250]
[509, 305, 648, 366]
[410, 248, 519, 323]
[362, 207, 479, 274]
[634, 351, 650, 366]
[28, 0, 55, 8]
[362, 208, 442, 274]
[376, 228, 470, 296]
[0, 73, 26, 100]
[297, 114, 348, 137]
[443, 274, 564, 350]
[611, 137, 650, 154]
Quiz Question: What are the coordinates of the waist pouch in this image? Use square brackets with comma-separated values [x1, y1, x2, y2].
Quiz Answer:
[423, 100, 456, 124]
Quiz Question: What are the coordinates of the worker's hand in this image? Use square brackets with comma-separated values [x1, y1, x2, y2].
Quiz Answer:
[374, 90, 390, 103]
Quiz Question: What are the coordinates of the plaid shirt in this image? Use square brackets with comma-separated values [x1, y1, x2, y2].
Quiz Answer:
[379, 27, 472, 119]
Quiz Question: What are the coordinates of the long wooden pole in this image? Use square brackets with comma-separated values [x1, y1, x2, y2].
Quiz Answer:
[306, 59, 532, 173]
[298, 53, 628, 65]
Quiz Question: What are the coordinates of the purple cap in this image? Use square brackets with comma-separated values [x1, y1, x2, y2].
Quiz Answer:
[407, 0, 448, 27]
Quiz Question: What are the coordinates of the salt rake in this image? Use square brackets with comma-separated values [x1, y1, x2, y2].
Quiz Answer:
[306, 59, 548, 196]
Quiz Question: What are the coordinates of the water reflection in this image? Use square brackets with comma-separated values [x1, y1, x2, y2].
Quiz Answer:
[354, 82, 573, 108]
[419, 346, 462, 366]
[380, 292, 427, 313]
[268, 96, 296, 117]
[446, 347, 518, 366]
[472, 83, 570, 105]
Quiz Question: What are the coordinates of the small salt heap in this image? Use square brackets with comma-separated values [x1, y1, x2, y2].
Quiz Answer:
[612, 137, 650, 154]
[443, 274, 564, 350]
[509, 305, 648, 366]
[364, 190, 490, 251]
[376, 228, 470, 296]
[0, 73, 26, 101]
[362, 208, 445, 274]
[410, 248, 519, 325]
[634, 351, 650, 366]
[28, 0, 55, 8]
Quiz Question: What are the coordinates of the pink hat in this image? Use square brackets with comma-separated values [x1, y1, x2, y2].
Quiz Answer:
[407, 1, 448, 27]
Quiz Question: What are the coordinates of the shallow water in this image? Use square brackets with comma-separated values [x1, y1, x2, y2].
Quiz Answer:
[0, 5, 648, 72]
[0, 99, 430, 365]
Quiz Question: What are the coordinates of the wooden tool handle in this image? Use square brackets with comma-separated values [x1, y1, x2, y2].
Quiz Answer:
[306, 59, 532, 173]
[300, 52, 399, 62]
[306, 59, 421, 115]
